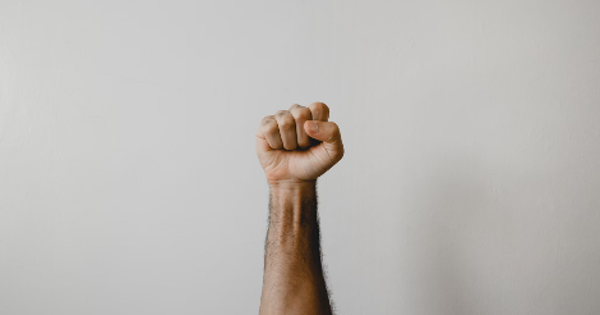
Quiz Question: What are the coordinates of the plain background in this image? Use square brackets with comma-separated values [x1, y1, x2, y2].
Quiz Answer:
[1, 0, 599, 314]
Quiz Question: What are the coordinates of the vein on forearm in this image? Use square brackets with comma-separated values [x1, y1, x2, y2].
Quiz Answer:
[261, 182, 332, 314]
[266, 185, 321, 269]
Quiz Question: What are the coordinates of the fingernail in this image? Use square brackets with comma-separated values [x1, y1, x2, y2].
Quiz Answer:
[309, 121, 319, 133]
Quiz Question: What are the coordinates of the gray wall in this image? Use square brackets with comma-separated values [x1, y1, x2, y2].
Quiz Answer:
[1, 0, 599, 314]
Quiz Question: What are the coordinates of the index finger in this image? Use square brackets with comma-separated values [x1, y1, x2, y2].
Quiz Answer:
[308, 102, 330, 122]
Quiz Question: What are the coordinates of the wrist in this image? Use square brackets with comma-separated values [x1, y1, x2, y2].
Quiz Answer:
[268, 179, 317, 224]
[268, 179, 317, 192]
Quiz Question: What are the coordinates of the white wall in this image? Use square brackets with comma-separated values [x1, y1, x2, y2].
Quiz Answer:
[1, 0, 599, 314]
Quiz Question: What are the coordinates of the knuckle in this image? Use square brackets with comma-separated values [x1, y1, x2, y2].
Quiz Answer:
[261, 116, 274, 125]
[310, 101, 328, 110]
[275, 110, 288, 117]
[293, 107, 311, 121]
[309, 102, 330, 118]
[264, 121, 279, 133]
[279, 117, 295, 129]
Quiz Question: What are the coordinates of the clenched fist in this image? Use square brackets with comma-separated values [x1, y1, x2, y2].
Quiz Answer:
[255, 102, 344, 186]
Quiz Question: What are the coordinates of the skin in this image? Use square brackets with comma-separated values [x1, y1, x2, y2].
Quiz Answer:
[255, 102, 344, 315]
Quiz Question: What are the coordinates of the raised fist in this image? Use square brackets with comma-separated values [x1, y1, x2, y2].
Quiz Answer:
[255, 102, 344, 186]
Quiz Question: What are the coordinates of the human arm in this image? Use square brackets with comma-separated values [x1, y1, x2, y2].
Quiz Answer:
[261, 181, 331, 315]
[255, 102, 344, 315]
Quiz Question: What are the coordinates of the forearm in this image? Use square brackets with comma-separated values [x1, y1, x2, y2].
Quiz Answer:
[259, 180, 333, 315]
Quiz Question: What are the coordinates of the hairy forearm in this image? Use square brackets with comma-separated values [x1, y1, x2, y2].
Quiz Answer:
[259, 181, 333, 315]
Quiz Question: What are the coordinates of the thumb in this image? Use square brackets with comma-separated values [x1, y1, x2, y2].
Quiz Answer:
[304, 120, 344, 157]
